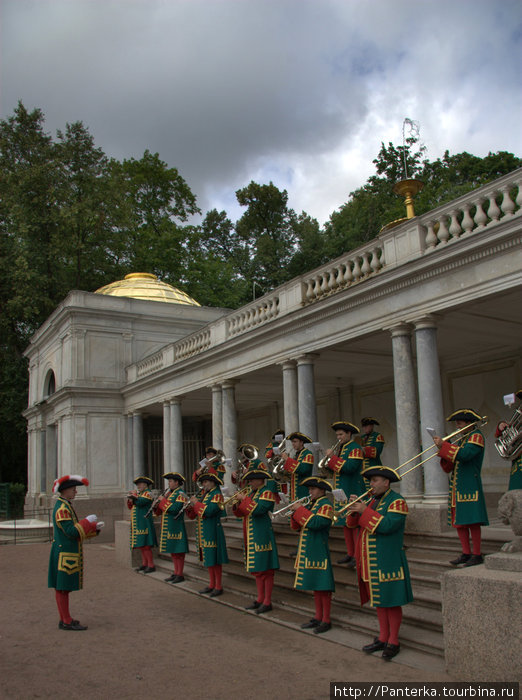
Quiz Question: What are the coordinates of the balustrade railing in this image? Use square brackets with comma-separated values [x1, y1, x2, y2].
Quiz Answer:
[174, 328, 211, 361]
[136, 350, 165, 378]
[227, 294, 280, 338]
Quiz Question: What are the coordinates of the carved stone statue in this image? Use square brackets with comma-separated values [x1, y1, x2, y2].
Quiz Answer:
[498, 489, 522, 552]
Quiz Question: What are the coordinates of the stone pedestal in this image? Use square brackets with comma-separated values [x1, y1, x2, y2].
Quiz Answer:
[405, 503, 449, 534]
[441, 560, 522, 681]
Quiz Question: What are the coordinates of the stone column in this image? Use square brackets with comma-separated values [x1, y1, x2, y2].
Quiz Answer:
[280, 360, 298, 433]
[296, 354, 318, 440]
[170, 398, 184, 477]
[39, 428, 47, 494]
[414, 316, 447, 503]
[132, 412, 144, 479]
[222, 380, 238, 489]
[46, 424, 57, 482]
[126, 414, 134, 488]
[211, 385, 223, 450]
[389, 324, 422, 501]
[163, 400, 171, 477]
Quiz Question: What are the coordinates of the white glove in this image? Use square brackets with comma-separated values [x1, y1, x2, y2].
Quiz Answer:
[86, 514, 98, 523]
[96, 521, 105, 531]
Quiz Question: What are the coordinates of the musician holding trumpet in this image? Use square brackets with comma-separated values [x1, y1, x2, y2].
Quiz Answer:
[432, 408, 488, 567]
[127, 476, 158, 573]
[233, 469, 279, 614]
[321, 421, 365, 568]
[289, 476, 335, 634]
[279, 432, 314, 501]
[345, 466, 413, 661]
[154, 472, 189, 583]
[185, 470, 229, 597]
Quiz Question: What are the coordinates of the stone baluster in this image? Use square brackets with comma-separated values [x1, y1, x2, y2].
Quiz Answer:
[500, 186, 516, 217]
[486, 194, 501, 224]
[437, 216, 450, 245]
[448, 210, 462, 240]
[425, 220, 438, 250]
[473, 199, 488, 229]
[460, 204, 474, 235]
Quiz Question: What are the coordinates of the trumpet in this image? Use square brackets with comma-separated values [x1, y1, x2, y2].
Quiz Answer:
[317, 440, 342, 477]
[174, 489, 203, 519]
[270, 495, 310, 519]
[144, 487, 172, 518]
[332, 488, 375, 522]
[223, 486, 251, 507]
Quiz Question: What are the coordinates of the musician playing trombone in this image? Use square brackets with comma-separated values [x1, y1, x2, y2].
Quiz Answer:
[495, 389, 522, 490]
[233, 469, 280, 614]
[185, 470, 229, 596]
[345, 466, 413, 661]
[127, 476, 158, 573]
[289, 476, 335, 634]
[322, 421, 364, 568]
[432, 408, 488, 567]
[153, 472, 189, 583]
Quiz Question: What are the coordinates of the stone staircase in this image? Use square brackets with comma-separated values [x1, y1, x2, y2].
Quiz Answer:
[148, 515, 511, 673]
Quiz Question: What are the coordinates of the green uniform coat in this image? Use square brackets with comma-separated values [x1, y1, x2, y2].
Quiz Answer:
[290, 496, 335, 592]
[283, 448, 314, 500]
[508, 454, 522, 490]
[234, 485, 280, 572]
[244, 458, 280, 498]
[325, 440, 365, 526]
[157, 487, 189, 554]
[348, 489, 413, 608]
[187, 486, 229, 567]
[128, 490, 158, 548]
[48, 497, 98, 591]
[360, 430, 385, 469]
[439, 429, 489, 526]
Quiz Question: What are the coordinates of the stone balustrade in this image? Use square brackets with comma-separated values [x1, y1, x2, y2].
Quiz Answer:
[126, 167, 522, 382]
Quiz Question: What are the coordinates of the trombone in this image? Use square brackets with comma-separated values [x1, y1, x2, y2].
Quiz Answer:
[270, 495, 310, 519]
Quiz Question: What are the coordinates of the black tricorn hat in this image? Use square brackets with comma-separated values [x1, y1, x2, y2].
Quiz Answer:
[198, 470, 223, 486]
[205, 446, 218, 455]
[516, 390, 522, 400]
[162, 472, 185, 483]
[361, 417, 380, 426]
[243, 469, 270, 480]
[271, 429, 285, 441]
[331, 420, 359, 434]
[301, 476, 333, 492]
[287, 431, 312, 443]
[361, 466, 401, 483]
[446, 409, 481, 423]
[133, 476, 154, 486]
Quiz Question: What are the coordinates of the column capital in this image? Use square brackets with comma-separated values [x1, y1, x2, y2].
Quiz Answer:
[169, 396, 184, 405]
[210, 384, 223, 393]
[412, 313, 441, 331]
[278, 359, 297, 370]
[295, 353, 320, 366]
[221, 378, 239, 389]
[387, 322, 413, 338]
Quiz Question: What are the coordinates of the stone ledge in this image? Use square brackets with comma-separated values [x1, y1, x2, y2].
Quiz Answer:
[485, 551, 522, 572]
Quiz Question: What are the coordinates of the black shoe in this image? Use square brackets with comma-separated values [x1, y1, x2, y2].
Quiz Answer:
[300, 618, 320, 629]
[59, 621, 88, 631]
[144, 566, 156, 573]
[245, 601, 261, 610]
[171, 575, 185, 583]
[136, 565, 147, 572]
[209, 588, 223, 597]
[337, 554, 353, 564]
[313, 622, 331, 634]
[289, 549, 298, 557]
[164, 574, 176, 582]
[346, 558, 356, 570]
[449, 553, 471, 566]
[382, 643, 401, 660]
[256, 604, 272, 615]
[462, 554, 484, 567]
[363, 638, 386, 653]
[199, 586, 213, 594]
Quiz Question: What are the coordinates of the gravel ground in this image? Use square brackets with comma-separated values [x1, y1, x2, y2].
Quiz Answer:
[0, 542, 452, 700]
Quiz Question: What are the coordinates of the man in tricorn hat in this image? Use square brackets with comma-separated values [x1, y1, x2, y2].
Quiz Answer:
[192, 446, 226, 483]
[290, 476, 335, 634]
[432, 409, 488, 567]
[280, 432, 314, 502]
[127, 476, 158, 573]
[154, 472, 189, 583]
[185, 470, 229, 596]
[346, 466, 413, 660]
[233, 469, 279, 614]
[360, 417, 385, 470]
[49, 475, 103, 630]
[322, 420, 364, 567]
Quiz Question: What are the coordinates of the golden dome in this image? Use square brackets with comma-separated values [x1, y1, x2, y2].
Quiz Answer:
[94, 273, 200, 306]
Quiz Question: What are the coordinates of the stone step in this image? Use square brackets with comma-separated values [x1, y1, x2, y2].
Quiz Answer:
[152, 554, 445, 667]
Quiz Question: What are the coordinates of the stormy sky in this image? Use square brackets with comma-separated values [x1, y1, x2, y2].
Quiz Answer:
[1, 0, 521, 224]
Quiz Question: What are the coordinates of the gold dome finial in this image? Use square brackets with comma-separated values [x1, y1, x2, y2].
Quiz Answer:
[94, 273, 200, 306]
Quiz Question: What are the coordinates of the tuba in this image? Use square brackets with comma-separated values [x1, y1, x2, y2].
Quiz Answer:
[317, 440, 342, 477]
[495, 406, 522, 460]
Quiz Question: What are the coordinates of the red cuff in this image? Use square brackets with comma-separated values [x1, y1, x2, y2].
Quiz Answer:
[364, 446, 377, 458]
[283, 457, 298, 473]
